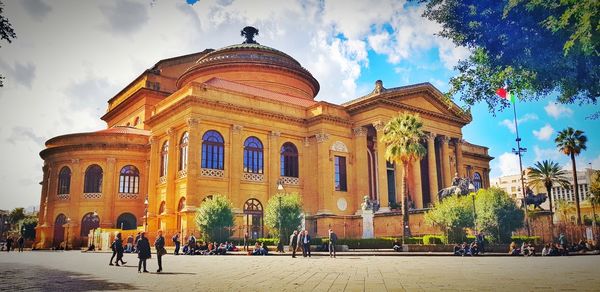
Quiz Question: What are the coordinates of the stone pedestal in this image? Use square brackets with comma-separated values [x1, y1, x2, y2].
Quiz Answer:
[362, 209, 374, 239]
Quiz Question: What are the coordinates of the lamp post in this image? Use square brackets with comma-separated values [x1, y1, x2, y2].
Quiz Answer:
[469, 183, 476, 233]
[65, 217, 71, 250]
[90, 210, 98, 251]
[277, 180, 284, 253]
[144, 195, 149, 232]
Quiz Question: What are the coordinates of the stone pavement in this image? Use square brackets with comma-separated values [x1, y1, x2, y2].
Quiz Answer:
[0, 251, 599, 291]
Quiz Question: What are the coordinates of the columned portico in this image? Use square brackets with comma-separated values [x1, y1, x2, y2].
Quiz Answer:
[373, 121, 389, 211]
[441, 136, 452, 188]
[426, 133, 439, 205]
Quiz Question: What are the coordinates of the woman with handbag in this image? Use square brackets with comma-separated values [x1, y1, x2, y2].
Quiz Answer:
[154, 230, 166, 273]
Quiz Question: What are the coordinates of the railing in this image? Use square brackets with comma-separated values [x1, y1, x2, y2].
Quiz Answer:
[118, 193, 138, 199]
[177, 169, 188, 179]
[159, 176, 167, 184]
[201, 168, 224, 178]
[83, 193, 102, 199]
[243, 173, 264, 182]
[57, 193, 70, 200]
[280, 176, 300, 185]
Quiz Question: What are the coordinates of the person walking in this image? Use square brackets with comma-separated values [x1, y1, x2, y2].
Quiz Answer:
[188, 233, 196, 255]
[109, 236, 118, 266]
[300, 230, 311, 258]
[154, 230, 166, 273]
[136, 232, 151, 273]
[114, 233, 127, 266]
[17, 236, 24, 252]
[289, 230, 298, 258]
[328, 229, 338, 258]
[172, 232, 180, 255]
[5, 237, 12, 252]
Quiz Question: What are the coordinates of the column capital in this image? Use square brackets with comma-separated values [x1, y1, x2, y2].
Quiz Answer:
[303, 137, 311, 147]
[148, 135, 156, 145]
[353, 126, 367, 137]
[106, 157, 116, 165]
[232, 124, 244, 134]
[270, 131, 281, 137]
[315, 132, 329, 143]
[372, 120, 385, 132]
[441, 136, 451, 144]
[70, 158, 80, 164]
[186, 117, 200, 127]
[166, 127, 176, 137]
[426, 132, 437, 141]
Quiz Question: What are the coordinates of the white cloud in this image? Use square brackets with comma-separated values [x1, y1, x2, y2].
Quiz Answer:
[544, 102, 574, 119]
[533, 145, 563, 163]
[499, 113, 538, 133]
[496, 152, 521, 176]
[532, 124, 554, 141]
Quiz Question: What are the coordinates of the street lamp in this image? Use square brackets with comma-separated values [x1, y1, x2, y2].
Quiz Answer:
[144, 195, 149, 232]
[276, 180, 284, 253]
[90, 210, 98, 251]
[65, 217, 71, 250]
[469, 183, 476, 233]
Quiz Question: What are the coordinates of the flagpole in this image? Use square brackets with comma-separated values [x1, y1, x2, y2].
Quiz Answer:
[511, 97, 530, 236]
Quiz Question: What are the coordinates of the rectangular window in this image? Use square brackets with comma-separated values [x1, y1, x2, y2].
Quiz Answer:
[334, 156, 347, 192]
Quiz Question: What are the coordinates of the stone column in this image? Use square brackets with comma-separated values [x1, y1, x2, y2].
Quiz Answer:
[373, 121, 389, 211]
[230, 125, 243, 204]
[103, 157, 117, 228]
[316, 131, 332, 214]
[456, 139, 464, 177]
[185, 117, 201, 210]
[394, 162, 404, 206]
[269, 131, 281, 198]
[427, 133, 439, 205]
[165, 128, 178, 215]
[411, 159, 423, 209]
[441, 136, 452, 188]
[353, 127, 369, 202]
[38, 164, 50, 226]
[146, 135, 159, 231]
[70, 159, 82, 217]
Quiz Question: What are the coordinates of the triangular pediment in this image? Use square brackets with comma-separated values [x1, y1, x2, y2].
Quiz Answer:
[397, 94, 446, 114]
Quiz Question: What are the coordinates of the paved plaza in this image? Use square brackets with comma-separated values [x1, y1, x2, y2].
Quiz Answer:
[0, 252, 599, 291]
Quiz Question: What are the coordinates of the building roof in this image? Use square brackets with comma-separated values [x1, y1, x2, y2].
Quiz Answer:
[204, 77, 317, 108]
[94, 126, 150, 136]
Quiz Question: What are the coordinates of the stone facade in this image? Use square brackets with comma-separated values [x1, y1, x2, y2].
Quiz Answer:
[35, 31, 492, 248]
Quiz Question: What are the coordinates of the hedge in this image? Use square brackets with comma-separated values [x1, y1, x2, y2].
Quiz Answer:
[509, 235, 541, 244]
[422, 235, 447, 244]
[466, 235, 496, 244]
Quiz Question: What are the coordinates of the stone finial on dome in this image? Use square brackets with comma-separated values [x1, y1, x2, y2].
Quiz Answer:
[241, 26, 259, 44]
[372, 80, 386, 94]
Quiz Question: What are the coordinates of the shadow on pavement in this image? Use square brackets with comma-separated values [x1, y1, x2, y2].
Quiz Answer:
[0, 263, 138, 291]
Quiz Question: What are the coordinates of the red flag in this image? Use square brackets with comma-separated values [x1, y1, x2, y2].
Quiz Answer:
[496, 88, 507, 99]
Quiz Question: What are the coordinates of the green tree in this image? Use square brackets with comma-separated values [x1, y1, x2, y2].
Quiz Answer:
[9, 207, 25, 225]
[424, 194, 473, 243]
[555, 198, 575, 223]
[418, 0, 599, 113]
[527, 160, 571, 215]
[0, 0, 17, 87]
[264, 193, 303, 243]
[195, 195, 234, 243]
[381, 113, 427, 237]
[21, 216, 37, 240]
[555, 127, 587, 225]
[474, 187, 524, 243]
[588, 170, 600, 222]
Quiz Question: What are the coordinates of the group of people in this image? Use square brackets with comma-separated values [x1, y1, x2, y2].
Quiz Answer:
[509, 233, 599, 257]
[108, 230, 167, 273]
[453, 232, 486, 256]
[3, 236, 25, 252]
[177, 233, 239, 255]
[288, 229, 338, 258]
[508, 241, 536, 256]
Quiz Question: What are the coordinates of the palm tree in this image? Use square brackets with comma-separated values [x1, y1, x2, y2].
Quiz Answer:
[555, 127, 587, 225]
[527, 160, 571, 216]
[381, 113, 426, 237]
[555, 198, 576, 223]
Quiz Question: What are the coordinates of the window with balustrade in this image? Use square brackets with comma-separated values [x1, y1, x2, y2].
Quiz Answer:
[280, 142, 299, 178]
[179, 132, 189, 171]
[83, 164, 103, 193]
[201, 130, 224, 170]
[160, 141, 169, 177]
[57, 166, 71, 195]
[244, 136, 263, 174]
[119, 165, 140, 194]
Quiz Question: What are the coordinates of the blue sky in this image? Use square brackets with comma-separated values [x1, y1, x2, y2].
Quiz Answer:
[0, 0, 598, 209]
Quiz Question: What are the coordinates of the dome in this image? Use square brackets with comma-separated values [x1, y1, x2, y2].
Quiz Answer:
[176, 27, 320, 100]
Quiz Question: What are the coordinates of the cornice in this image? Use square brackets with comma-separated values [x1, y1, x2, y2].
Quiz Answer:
[40, 143, 150, 160]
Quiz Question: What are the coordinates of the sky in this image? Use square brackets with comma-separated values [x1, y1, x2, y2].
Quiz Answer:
[0, 0, 598, 210]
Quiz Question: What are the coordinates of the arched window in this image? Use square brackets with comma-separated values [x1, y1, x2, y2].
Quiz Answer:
[84, 164, 103, 193]
[159, 201, 166, 215]
[201, 130, 224, 170]
[119, 165, 140, 194]
[80, 212, 100, 237]
[160, 141, 169, 177]
[179, 132, 189, 171]
[473, 172, 482, 191]
[178, 197, 186, 212]
[57, 167, 71, 194]
[53, 214, 67, 247]
[116, 213, 137, 230]
[243, 198, 263, 239]
[244, 137, 263, 174]
[280, 142, 299, 177]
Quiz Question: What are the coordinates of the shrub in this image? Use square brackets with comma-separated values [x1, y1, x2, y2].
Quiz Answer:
[195, 195, 234, 243]
[510, 235, 541, 245]
[264, 193, 303, 243]
[465, 235, 496, 244]
[423, 235, 446, 244]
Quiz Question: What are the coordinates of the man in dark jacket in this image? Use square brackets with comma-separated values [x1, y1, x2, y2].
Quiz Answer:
[300, 230, 311, 258]
[109, 236, 118, 266]
[114, 233, 126, 266]
[136, 232, 151, 273]
[289, 230, 298, 258]
[5, 237, 12, 252]
[172, 232, 180, 255]
[328, 229, 338, 258]
[154, 230, 165, 273]
[17, 236, 24, 252]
